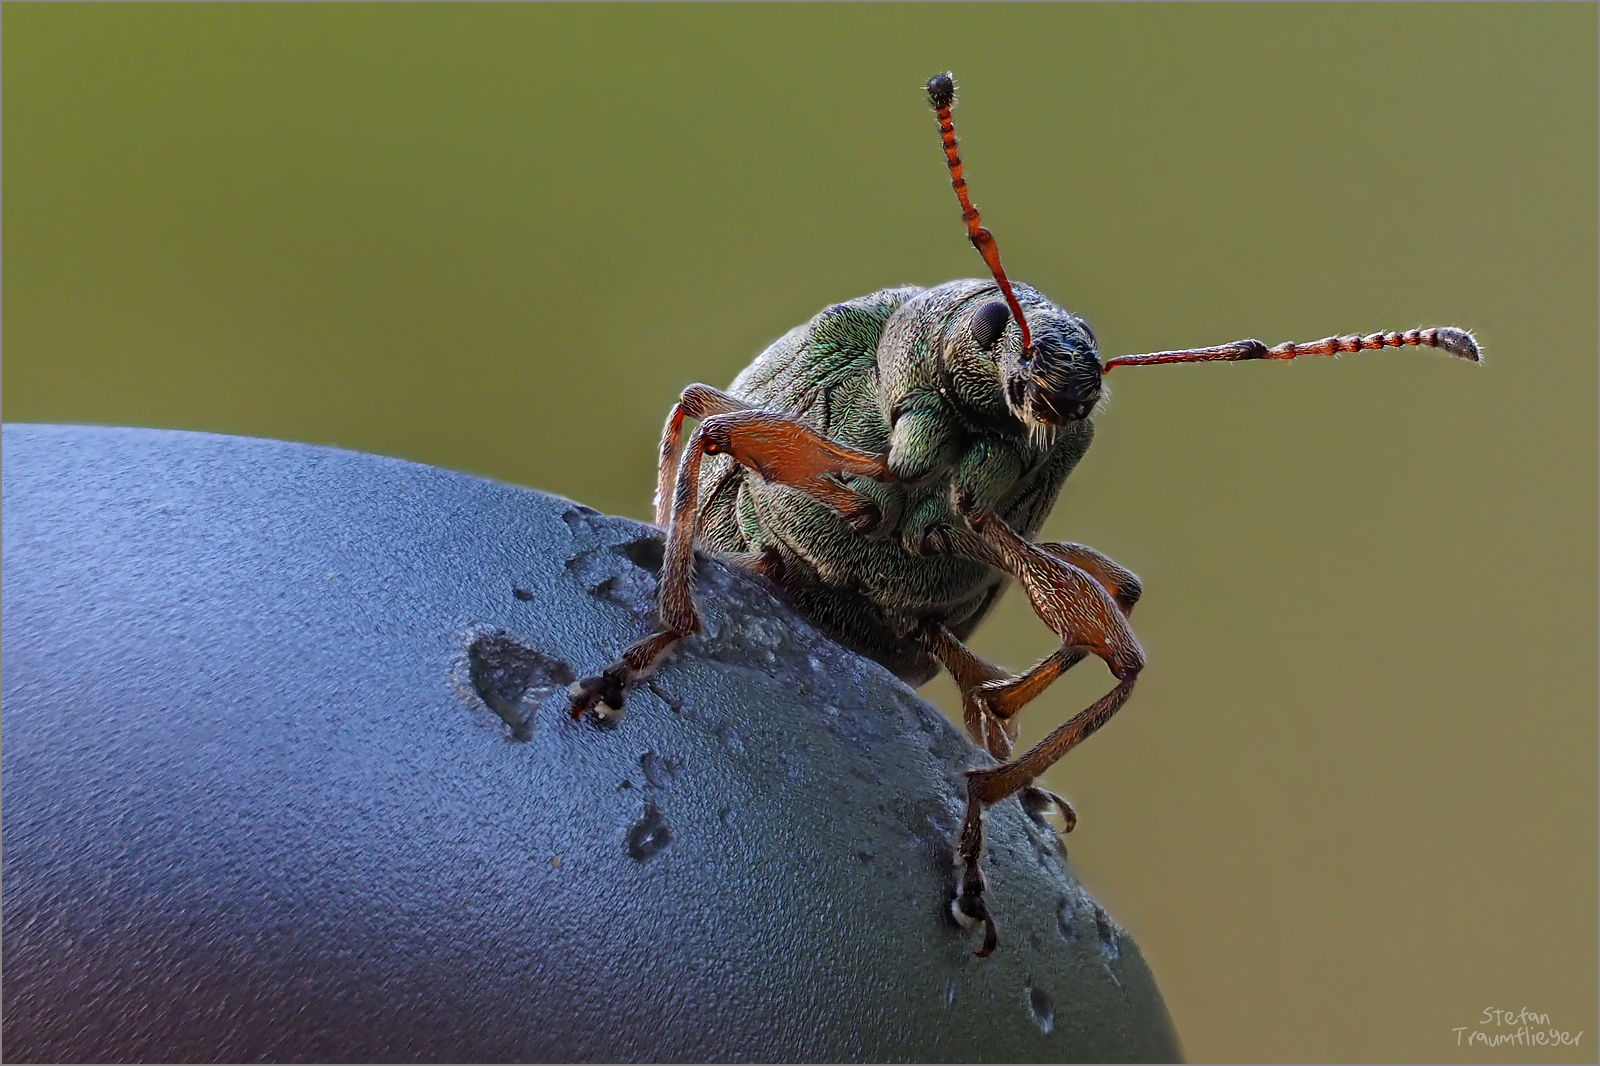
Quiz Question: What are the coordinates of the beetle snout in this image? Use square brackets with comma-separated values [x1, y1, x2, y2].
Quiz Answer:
[1016, 344, 1102, 425]
[1027, 379, 1100, 424]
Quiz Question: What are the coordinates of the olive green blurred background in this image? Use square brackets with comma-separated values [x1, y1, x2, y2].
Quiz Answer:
[6, 5, 1595, 1061]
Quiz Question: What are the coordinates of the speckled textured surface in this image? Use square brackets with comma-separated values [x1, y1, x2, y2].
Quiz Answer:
[1, 424, 1181, 1063]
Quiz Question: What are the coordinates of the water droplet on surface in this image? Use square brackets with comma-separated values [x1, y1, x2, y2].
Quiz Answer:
[1026, 985, 1055, 1035]
[617, 536, 665, 574]
[1056, 899, 1075, 942]
[626, 802, 672, 861]
[562, 502, 598, 523]
[467, 633, 576, 741]
[640, 750, 681, 790]
[1093, 904, 1120, 958]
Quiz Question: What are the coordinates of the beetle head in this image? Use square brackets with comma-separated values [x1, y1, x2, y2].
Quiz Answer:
[927, 75, 1101, 437]
[990, 304, 1102, 436]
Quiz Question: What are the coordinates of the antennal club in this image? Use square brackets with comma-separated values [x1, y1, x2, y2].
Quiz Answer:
[1101, 327, 1481, 373]
[926, 72, 1032, 353]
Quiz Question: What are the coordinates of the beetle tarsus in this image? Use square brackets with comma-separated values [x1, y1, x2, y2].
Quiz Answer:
[950, 892, 998, 957]
[568, 670, 627, 720]
[1021, 784, 1078, 834]
[951, 813, 1000, 957]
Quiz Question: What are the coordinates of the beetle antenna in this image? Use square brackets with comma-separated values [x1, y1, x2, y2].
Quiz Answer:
[926, 72, 1032, 354]
[1101, 327, 1481, 373]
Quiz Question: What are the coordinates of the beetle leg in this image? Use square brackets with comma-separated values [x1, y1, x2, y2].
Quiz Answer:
[916, 534, 1141, 759]
[568, 423, 716, 720]
[925, 514, 1144, 956]
[719, 548, 787, 584]
[921, 525, 1140, 721]
[923, 513, 1141, 620]
[916, 622, 1017, 759]
[655, 384, 752, 527]
[1032, 541, 1141, 616]
[698, 410, 896, 529]
[570, 411, 895, 721]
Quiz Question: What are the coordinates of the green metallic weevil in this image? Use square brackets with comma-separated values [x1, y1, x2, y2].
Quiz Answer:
[570, 72, 1480, 956]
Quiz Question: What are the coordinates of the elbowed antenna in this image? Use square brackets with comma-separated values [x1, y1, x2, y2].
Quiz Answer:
[926, 72, 1033, 354]
[1102, 327, 1481, 373]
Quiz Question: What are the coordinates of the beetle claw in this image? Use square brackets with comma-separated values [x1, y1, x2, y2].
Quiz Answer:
[568, 671, 627, 722]
[1021, 785, 1077, 834]
[951, 877, 999, 957]
[950, 835, 1001, 956]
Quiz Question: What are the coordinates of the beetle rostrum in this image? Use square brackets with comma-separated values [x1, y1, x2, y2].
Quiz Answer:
[567, 71, 1479, 959]
[1003, 315, 1103, 430]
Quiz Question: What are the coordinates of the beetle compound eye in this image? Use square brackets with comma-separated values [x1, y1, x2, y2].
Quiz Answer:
[972, 300, 1011, 351]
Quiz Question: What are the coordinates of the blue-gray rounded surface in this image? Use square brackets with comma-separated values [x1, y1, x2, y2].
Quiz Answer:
[1, 424, 1181, 1063]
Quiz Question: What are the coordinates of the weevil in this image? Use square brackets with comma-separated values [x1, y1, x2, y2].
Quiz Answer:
[569, 72, 1479, 956]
